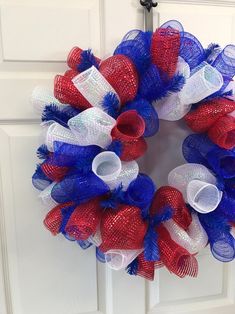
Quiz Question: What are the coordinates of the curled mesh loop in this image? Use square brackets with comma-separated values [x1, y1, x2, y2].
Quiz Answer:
[208, 115, 235, 150]
[212, 45, 235, 78]
[32, 166, 52, 191]
[112, 110, 145, 141]
[207, 147, 235, 179]
[157, 225, 198, 278]
[100, 160, 139, 191]
[168, 163, 217, 201]
[31, 86, 64, 114]
[45, 122, 79, 152]
[160, 20, 184, 32]
[151, 27, 181, 79]
[54, 75, 91, 110]
[39, 183, 58, 210]
[68, 108, 116, 148]
[65, 197, 102, 241]
[41, 162, 68, 182]
[51, 172, 109, 204]
[185, 98, 235, 133]
[92, 152, 122, 185]
[124, 174, 155, 212]
[99, 204, 148, 252]
[199, 213, 235, 262]
[99, 55, 138, 104]
[72, 66, 120, 109]
[179, 32, 205, 69]
[187, 179, 223, 213]
[164, 213, 208, 254]
[179, 63, 223, 105]
[44, 202, 73, 235]
[122, 99, 159, 137]
[150, 186, 192, 230]
[105, 249, 143, 270]
[114, 30, 151, 74]
[67, 46, 101, 71]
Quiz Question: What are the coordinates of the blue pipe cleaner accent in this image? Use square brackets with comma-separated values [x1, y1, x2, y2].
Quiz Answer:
[42, 104, 80, 128]
[77, 49, 100, 72]
[36, 144, 50, 160]
[106, 140, 123, 158]
[144, 206, 173, 262]
[139, 64, 185, 102]
[101, 184, 124, 209]
[32, 164, 52, 191]
[126, 258, 139, 276]
[59, 204, 76, 234]
[102, 92, 120, 118]
[78, 240, 93, 249]
[204, 43, 220, 64]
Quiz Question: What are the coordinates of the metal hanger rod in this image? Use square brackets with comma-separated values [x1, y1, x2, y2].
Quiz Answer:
[140, 0, 158, 32]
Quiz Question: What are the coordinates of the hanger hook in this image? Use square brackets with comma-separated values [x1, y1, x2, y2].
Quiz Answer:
[140, 0, 158, 12]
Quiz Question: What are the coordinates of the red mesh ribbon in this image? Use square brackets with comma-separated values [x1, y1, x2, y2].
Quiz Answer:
[44, 202, 73, 235]
[157, 225, 198, 278]
[208, 115, 235, 149]
[67, 46, 101, 70]
[65, 197, 103, 240]
[99, 204, 148, 252]
[41, 162, 68, 182]
[185, 98, 235, 133]
[151, 28, 180, 79]
[54, 75, 91, 110]
[64, 69, 79, 80]
[136, 252, 155, 280]
[150, 186, 192, 230]
[99, 55, 138, 104]
[111, 110, 147, 161]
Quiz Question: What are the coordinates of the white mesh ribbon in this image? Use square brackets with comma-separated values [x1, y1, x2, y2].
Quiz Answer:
[31, 86, 64, 114]
[105, 249, 143, 270]
[39, 182, 58, 210]
[178, 63, 223, 105]
[45, 122, 78, 152]
[68, 108, 116, 148]
[72, 66, 120, 109]
[92, 152, 139, 191]
[168, 163, 223, 213]
[164, 213, 208, 254]
[154, 57, 191, 121]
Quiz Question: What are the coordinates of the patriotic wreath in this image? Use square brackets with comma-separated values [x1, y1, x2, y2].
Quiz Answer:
[32, 20, 235, 281]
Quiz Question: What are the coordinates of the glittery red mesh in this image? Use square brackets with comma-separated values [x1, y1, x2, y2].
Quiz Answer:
[111, 110, 147, 161]
[65, 197, 102, 241]
[41, 162, 68, 182]
[150, 186, 192, 230]
[157, 225, 198, 278]
[44, 202, 73, 235]
[185, 98, 235, 133]
[54, 75, 91, 110]
[64, 69, 79, 80]
[208, 115, 235, 150]
[67, 46, 101, 70]
[151, 28, 180, 79]
[137, 252, 155, 280]
[99, 55, 138, 104]
[112, 110, 145, 141]
[99, 204, 148, 252]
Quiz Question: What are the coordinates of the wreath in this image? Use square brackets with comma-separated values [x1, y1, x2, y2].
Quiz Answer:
[32, 20, 235, 281]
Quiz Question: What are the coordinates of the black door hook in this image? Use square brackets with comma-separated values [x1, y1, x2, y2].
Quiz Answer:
[140, 0, 158, 12]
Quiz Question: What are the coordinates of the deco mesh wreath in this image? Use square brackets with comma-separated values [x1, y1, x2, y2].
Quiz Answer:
[32, 20, 235, 281]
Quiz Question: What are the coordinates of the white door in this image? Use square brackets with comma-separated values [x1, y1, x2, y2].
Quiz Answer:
[0, 1, 235, 314]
